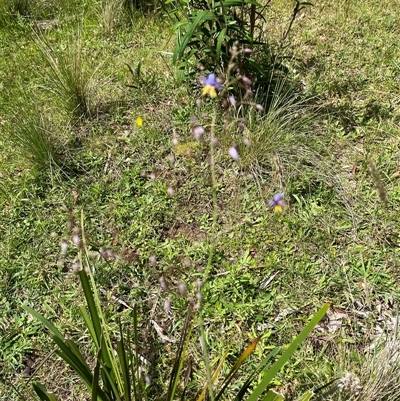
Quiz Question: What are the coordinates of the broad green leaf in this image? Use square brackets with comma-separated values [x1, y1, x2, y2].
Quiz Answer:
[247, 303, 330, 401]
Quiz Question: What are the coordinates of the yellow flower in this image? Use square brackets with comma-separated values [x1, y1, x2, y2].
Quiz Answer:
[274, 205, 283, 213]
[135, 117, 143, 126]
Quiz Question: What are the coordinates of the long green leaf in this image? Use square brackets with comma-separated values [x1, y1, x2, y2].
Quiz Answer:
[101, 362, 123, 401]
[215, 337, 261, 400]
[213, 0, 260, 6]
[215, 27, 227, 61]
[32, 383, 57, 401]
[79, 270, 102, 347]
[92, 345, 103, 401]
[167, 308, 192, 401]
[117, 321, 132, 401]
[52, 336, 93, 387]
[79, 305, 99, 348]
[23, 306, 64, 341]
[247, 303, 330, 401]
[198, 347, 231, 401]
[173, 10, 215, 63]
[234, 347, 281, 401]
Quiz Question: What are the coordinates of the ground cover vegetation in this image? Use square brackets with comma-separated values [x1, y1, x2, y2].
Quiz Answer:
[1, 0, 400, 399]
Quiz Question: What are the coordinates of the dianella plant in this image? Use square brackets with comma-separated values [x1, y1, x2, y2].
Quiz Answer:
[23, 55, 333, 399]
[169, 0, 313, 86]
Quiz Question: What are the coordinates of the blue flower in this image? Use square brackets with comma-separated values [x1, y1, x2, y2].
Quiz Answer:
[269, 193, 286, 212]
[201, 73, 223, 98]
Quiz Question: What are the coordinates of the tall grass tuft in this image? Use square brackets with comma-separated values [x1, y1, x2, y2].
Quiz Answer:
[35, 30, 97, 119]
[96, 0, 126, 36]
[9, 104, 62, 173]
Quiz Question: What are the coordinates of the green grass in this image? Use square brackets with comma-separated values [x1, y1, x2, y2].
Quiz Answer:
[1, 0, 400, 399]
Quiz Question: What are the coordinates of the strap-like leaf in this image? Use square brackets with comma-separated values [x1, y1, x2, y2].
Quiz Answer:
[79, 270, 102, 347]
[91, 346, 102, 401]
[216, 27, 227, 61]
[198, 347, 231, 401]
[32, 383, 57, 401]
[23, 305, 64, 341]
[173, 10, 215, 63]
[234, 347, 281, 401]
[216, 337, 261, 400]
[247, 303, 330, 401]
[117, 321, 132, 401]
[167, 308, 192, 401]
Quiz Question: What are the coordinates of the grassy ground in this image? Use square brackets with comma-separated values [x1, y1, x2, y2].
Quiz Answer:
[1, 0, 400, 399]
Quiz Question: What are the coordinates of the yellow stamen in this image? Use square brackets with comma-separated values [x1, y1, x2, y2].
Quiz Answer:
[274, 205, 283, 213]
[202, 85, 217, 98]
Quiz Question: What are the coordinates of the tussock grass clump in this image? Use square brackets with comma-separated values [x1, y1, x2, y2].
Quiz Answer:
[96, 0, 126, 36]
[9, 105, 62, 172]
[35, 31, 100, 120]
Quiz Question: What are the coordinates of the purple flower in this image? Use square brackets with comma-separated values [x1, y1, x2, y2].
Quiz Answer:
[201, 73, 223, 98]
[269, 193, 286, 212]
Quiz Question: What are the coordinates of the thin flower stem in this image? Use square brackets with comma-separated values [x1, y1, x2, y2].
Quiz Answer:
[204, 111, 219, 285]
[199, 110, 219, 401]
